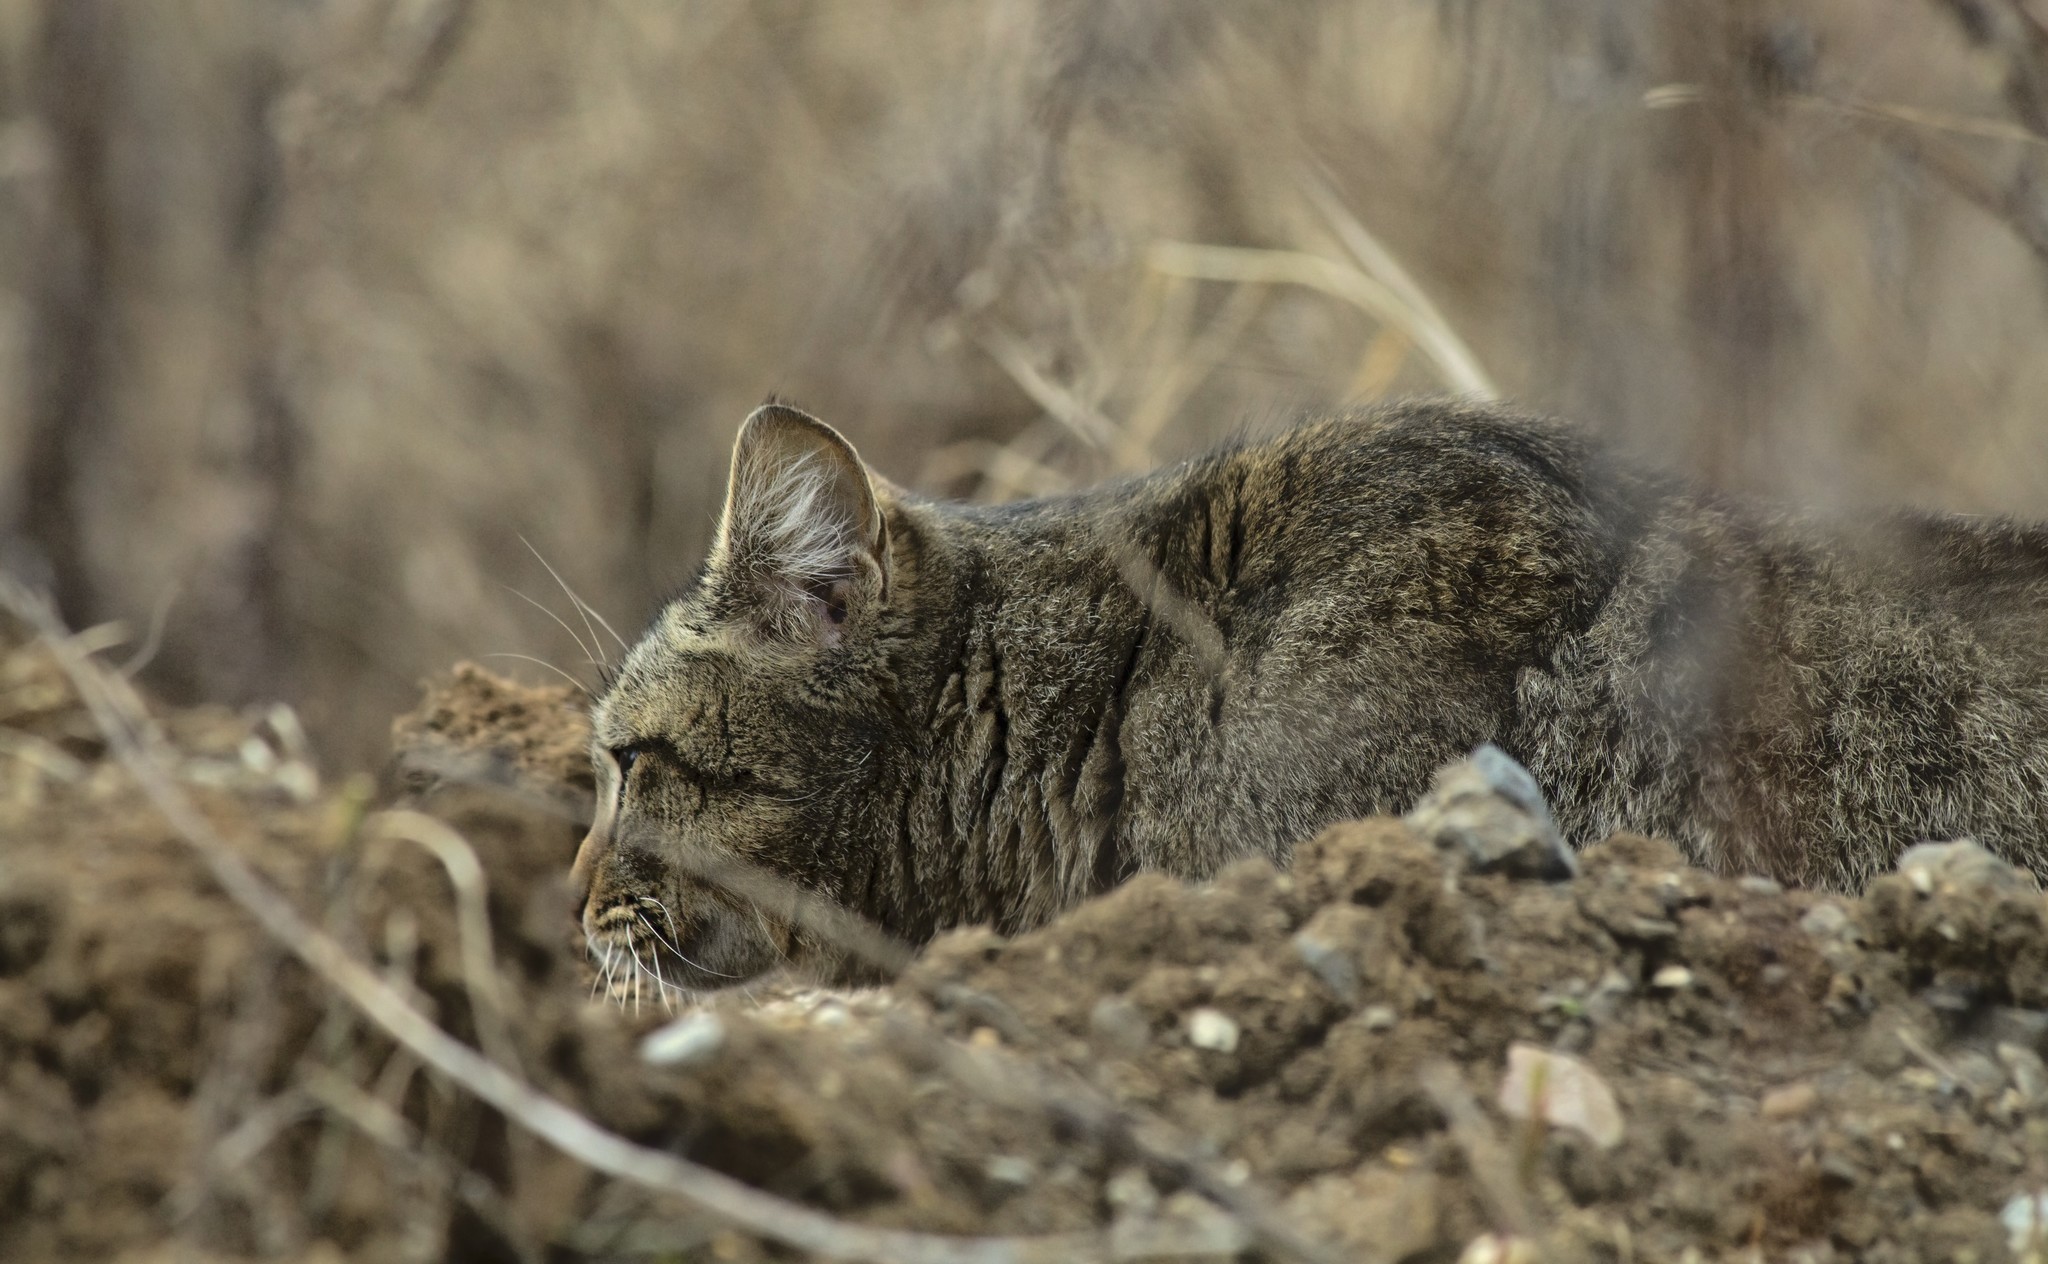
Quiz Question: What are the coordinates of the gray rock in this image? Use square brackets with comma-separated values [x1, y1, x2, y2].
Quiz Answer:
[2000, 1042, 2048, 1104]
[1989, 1007, 2048, 1054]
[1405, 744, 1577, 881]
[1293, 929, 1361, 1004]
[1798, 902, 1852, 939]
[1896, 838, 2038, 894]
[1088, 996, 1152, 1055]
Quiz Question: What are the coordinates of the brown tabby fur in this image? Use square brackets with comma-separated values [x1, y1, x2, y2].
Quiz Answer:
[570, 400, 2048, 988]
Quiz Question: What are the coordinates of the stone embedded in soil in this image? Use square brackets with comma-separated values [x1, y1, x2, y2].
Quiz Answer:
[1458, 1235, 1539, 1264]
[2007, 1191, 2048, 1262]
[1185, 1006, 1240, 1052]
[1759, 1081, 1819, 1119]
[1650, 964, 1694, 990]
[1404, 743, 1577, 881]
[1896, 837, 2039, 895]
[641, 1011, 727, 1065]
[1496, 1042, 1625, 1149]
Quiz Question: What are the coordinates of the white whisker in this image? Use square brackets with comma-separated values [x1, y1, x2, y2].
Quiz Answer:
[521, 535, 616, 667]
[499, 584, 601, 670]
[644, 937, 677, 1013]
[481, 653, 591, 697]
[635, 897, 743, 979]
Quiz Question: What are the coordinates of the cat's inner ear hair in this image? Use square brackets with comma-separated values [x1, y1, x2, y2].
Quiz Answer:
[711, 403, 889, 642]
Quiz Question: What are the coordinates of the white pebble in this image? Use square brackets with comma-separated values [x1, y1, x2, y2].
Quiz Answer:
[2003, 1190, 2048, 1262]
[1186, 1007, 1240, 1053]
[1459, 1234, 1538, 1264]
[640, 1012, 726, 1066]
[1497, 1042, 1625, 1149]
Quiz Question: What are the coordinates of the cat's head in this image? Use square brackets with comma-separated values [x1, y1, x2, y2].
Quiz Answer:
[571, 403, 917, 995]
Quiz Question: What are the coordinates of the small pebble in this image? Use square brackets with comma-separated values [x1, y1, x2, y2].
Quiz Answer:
[2001, 1043, 2048, 1102]
[984, 1155, 1034, 1186]
[1104, 1166, 1159, 1212]
[968, 1025, 1001, 1049]
[2004, 1190, 2048, 1262]
[1459, 1234, 1538, 1264]
[639, 1012, 727, 1066]
[1497, 1042, 1625, 1149]
[1362, 1004, 1398, 1032]
[1187, 1007, 1240, 1054]
[1799, 902, 1851, 939]
[1760, 1082, 1818, 1119]
[1293, 930, 1360, 1003]
[1897, 838, 2036, 894]
[1088, 996, 1152, 1055]
[1900, 1068, 1943, 1094]
[1405, 744, 1578, 881]
[238, 735, 278, 774]
[1952, 1051, 2009, 1099]
[1651, 965, 1694, 990]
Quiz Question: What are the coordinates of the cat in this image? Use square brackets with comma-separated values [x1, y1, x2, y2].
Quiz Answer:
[570, 399, 2048, 988]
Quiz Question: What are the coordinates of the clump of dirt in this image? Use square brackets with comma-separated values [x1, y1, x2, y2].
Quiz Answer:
[4, 647, 2048, 1263]
[386, 660, 594, 808]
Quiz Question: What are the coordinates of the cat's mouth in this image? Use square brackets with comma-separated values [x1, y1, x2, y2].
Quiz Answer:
[583, 893, 778, 1004]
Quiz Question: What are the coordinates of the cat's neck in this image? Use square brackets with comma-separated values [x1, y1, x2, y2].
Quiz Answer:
[889, 498, 1176, 936]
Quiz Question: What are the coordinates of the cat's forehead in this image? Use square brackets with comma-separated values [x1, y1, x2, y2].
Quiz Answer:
[591, 606, 740, 742]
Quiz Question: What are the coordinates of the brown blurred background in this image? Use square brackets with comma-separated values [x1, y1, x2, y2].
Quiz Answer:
[1, 0, 2045, 767]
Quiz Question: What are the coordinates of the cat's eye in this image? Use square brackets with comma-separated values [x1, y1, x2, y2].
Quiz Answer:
[612, 745, 643, 780]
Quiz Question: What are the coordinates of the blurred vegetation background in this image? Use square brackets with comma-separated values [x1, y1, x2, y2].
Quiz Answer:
[1, 0, 2045, 767]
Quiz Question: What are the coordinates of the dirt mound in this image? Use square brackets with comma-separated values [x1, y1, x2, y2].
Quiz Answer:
[914, 827, 2048, 1260]
[4, 647, 2048, 1262]
[385, 661, 594, 809]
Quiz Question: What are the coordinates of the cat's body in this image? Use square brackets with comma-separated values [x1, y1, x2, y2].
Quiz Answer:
[572, 400, 2048, 987]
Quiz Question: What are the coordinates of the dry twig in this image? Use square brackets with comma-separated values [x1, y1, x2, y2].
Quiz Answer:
[1299, 169, 1500, 402]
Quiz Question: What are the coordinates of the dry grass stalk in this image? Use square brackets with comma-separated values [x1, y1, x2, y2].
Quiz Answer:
[1643, 82, 2048, 149]
[1118, 277, 1269, 470]
[360, 808, 524, 1073]
[1147, 240, 1495, 401]
[971, 321, 1124, 454]
[1299, 169, 1500, 402]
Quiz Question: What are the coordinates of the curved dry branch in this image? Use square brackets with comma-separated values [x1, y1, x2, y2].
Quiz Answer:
[1146, 239, 1497, 402]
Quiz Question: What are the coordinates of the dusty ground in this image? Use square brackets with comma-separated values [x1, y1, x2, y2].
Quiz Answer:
[3, 627, 2048, 1262]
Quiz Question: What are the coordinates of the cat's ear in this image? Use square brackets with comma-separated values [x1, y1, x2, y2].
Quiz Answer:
[710, 403, 890, 644]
